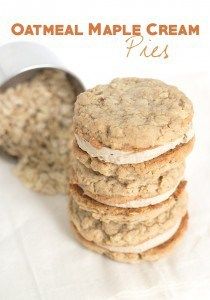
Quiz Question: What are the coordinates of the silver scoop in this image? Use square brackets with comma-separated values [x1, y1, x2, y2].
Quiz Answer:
[0, 41, 84, 93]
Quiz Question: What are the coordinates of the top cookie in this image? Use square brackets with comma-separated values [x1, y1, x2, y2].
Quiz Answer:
[74, 78, 193, 151]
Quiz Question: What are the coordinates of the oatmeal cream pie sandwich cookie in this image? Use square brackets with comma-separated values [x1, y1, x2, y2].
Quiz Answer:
[69, 181, 188, 262]
[70, 139, 193, 207]
[74, 78, 194, 165]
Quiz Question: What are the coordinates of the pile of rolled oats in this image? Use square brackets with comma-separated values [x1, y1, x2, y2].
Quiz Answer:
[0, 69, 79, 195]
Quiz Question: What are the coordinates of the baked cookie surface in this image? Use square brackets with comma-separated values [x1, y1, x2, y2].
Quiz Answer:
[69, 182, 187, 247]
[70, 156, 185, 203]
[74, 78, 193, 151]
[71, 214, 188, 263]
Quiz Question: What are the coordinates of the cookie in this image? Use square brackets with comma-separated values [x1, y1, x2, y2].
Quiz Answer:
[70, 213, 188, 263]
[74, 78, 194, 164]
[70, 138, 194, 206]
[70, 155, 185, 205]
[69, 182, 187, 248]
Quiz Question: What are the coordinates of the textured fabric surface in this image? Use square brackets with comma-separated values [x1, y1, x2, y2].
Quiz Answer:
[0, 74, 209, 300]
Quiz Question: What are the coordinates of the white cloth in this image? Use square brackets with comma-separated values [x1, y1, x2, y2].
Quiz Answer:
[0, 73, 210, 300]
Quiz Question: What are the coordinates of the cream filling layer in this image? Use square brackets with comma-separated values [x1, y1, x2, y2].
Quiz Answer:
[100, 218, 182, 254]
[75, 127, 194, 164]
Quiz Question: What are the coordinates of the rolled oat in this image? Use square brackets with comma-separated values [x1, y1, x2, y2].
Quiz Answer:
[0, 69, 80, 195]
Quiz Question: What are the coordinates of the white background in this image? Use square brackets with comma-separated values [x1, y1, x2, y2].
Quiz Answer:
[0, 1, 210, 299]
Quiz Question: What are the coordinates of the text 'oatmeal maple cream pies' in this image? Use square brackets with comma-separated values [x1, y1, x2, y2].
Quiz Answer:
[69, 77, 194, 263]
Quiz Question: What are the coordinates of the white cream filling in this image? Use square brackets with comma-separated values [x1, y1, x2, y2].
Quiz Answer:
[100, 218, 182, 254]
[75, 126, 194, 164]
[112, 184, 180, 208]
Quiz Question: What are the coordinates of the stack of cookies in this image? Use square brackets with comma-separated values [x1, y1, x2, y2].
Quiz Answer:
[69, 78, 194, 263]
